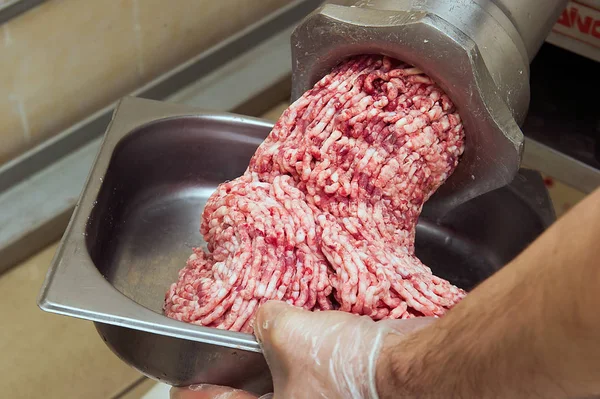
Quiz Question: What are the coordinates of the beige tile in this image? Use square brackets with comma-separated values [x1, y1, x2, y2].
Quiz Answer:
[0, 243, 141, 399]
[137, 0, 292, 80]
[260, 101, 289, 122]
[0, 29, 27, 163]
[3, 0, 140, 148]
[0, 0, 291, 165]
[0, 96, 27, 164]
[117, 378, 158, 399]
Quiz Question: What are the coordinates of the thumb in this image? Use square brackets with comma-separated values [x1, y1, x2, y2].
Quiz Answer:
[253, 300, 304, 345]
[253, 301, 314, 385]
[253, 300, 387, 398]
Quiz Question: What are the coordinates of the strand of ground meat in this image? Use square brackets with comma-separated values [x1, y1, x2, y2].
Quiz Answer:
[164, 55, 466, 333]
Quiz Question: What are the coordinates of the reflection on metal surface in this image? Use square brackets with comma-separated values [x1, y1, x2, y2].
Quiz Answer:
[39, 97, 554, 389]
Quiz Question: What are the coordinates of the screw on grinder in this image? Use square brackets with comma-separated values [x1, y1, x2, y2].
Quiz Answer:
[290, 0, 567, 218]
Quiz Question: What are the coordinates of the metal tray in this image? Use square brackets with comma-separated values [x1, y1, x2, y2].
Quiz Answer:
[38, 96, 555, 392]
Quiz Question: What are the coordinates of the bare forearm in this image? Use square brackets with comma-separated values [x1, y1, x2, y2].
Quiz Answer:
[378, 188, 600, 398]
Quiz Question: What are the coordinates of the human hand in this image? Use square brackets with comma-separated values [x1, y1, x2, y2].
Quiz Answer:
[171, 300, 435, 399]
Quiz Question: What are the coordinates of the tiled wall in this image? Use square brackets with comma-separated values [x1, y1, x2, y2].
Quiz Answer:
[0, 0, 291, 165]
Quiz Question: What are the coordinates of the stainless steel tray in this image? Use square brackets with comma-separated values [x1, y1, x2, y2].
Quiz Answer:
[38, 96, 555, 391]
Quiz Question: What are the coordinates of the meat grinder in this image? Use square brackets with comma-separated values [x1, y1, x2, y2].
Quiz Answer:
[291, 0, 569, 218]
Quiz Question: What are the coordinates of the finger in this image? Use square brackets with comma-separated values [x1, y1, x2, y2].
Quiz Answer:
[253, 300, 394, 398]
[254, 301, 372, 394]
[254, 300, 324, 396]
[253, 300, 297, 346]
[254, 300, 348, 361]
[254, 300, 358, 346]
[253, 300, 302, 390]
[170, 384, 259, 399]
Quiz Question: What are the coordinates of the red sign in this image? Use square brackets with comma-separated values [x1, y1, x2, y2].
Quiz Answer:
[553, 1, 600, 48]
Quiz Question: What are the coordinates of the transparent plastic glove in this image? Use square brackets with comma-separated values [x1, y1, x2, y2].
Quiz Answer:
[172, 300, 434, 399]
[255, 300, 433, 399]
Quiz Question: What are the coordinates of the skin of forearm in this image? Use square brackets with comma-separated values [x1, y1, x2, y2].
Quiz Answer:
[377, 187, 600, 399]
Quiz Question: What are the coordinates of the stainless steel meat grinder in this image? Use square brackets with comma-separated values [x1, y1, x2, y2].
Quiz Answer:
[291, 0, 568, 218]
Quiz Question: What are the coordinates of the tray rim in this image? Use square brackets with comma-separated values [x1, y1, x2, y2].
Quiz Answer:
[37, 96, 275, 353]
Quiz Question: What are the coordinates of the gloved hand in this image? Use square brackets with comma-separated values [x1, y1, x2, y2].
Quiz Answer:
[171, 300, 435, 399]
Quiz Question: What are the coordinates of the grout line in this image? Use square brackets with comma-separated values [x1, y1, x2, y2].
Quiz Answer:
[132, 0, 144, 79]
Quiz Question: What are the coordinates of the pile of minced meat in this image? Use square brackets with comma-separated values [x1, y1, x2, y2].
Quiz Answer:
[164, 55, 466, 333]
